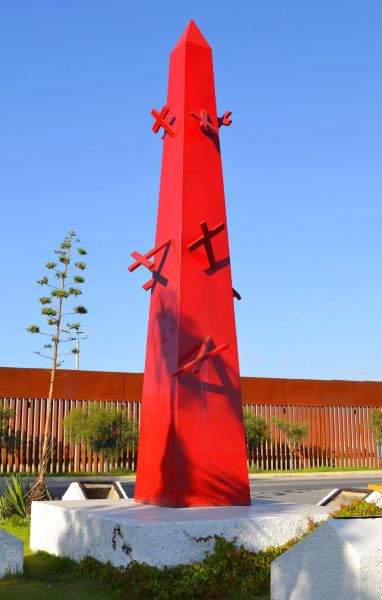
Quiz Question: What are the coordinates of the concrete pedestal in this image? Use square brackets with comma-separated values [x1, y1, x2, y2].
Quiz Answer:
[271, 518, 382, 600]
[30, 499, 329, 568]
[0, 529, 23, 578]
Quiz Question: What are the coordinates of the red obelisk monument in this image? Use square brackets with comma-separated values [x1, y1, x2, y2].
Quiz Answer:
[129, 21, 250, 507]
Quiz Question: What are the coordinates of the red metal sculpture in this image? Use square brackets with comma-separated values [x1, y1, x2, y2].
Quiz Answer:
[129, 20, 250, 507]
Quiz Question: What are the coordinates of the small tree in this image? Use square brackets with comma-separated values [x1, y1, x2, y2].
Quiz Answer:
[243, 412, 270, 462]
[64, 403, 139, 471]
[27, 231, 87, 495]
[271, 416, 309, 469]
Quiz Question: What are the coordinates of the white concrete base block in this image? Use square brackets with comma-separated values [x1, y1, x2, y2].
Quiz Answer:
[30, 499, 329, 569]
[271, 518, 382, 600]
[0, 529, 23, 578]
[62, 481, 128, 501]
[61, 482, 87, 501]
[366, 491, 382, 508]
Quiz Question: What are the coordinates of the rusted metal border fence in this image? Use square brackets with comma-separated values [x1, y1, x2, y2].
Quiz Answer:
[0, 397, 140, 474]
[1, 368, 382, 473]
[241, 377, 382, 470]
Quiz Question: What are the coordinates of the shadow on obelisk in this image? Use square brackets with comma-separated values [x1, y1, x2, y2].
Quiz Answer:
[146, 288, 249, 506]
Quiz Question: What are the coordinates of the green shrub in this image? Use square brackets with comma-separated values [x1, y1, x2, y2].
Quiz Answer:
[64, 402, 139, 464]
[76, 535, 298, 600]
[332, 500, 382, 518]
[243, 413, 270, 457]
[271, 416, 309, 468]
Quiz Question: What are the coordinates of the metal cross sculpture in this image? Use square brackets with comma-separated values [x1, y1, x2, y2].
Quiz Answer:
[151, 105, 176, 139]
[128, 239, 172, 291]
[188, 221, 225, 270]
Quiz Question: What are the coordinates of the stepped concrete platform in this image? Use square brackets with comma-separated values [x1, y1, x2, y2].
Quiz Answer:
[271, 518, 382, 600]
[0, 529, 23, 578]
[30, 498, 329, 568]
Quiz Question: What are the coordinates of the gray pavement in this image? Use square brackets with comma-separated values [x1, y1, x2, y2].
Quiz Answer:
[1, 473, 381, 505]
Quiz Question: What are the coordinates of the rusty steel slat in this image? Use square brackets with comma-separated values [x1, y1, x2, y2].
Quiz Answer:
[63, 400, 70, 472]
[327, 406, 332, 467]
[361, 407, 368, 467]
[56, 399, 63, 473]
[12, 398, 21, 472]
[1, 399, 9, 472]
[98, 400, 105, 473]
[346, 407, 352, 467]
[7, 398, 15, 472]
[39, 398, 46, 472]
[361, 406, 367, 466]
[338, 406, 344, 467]
[360, 406, 366, 467]
[32, 399, 41, 472]
[125, 401, 131, 471]
[355, 407, 361, 467]
[79, 401, 86, 472]
[74, 400, 81, 472]
[332, 407, 337, 467]
[344, 406, 349, 467]
[321, 407, 327, 467]
[68, 399, 75, 473]
[85, 400, 92, 472]
[273, 405, 279, 470]
[302, 406, 308, 469]
[20, 398, 28, 472]
[281, 406, 287, 471]
[320, 406, 325, 467]
[50, 399, 58, 473]
[349, 407, 355, 467]
[353, 407, 358, 467]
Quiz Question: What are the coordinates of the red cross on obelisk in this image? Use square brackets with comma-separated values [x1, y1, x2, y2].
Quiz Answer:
[132, 21, 250, 507]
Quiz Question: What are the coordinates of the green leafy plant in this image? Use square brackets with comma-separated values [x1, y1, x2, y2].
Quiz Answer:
[332, 499, 382, 518]
[64, 403, 139, 469]
[0, 473, 30, 521]
[76, 535, 298, 600]
[27, 231, 87, 489]
[243, 412, 270, 459]
[271, 416, 309, 469]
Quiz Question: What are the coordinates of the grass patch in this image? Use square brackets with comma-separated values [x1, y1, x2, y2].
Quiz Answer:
[1, 552, 116, 600]
[0, 519, 121, 600]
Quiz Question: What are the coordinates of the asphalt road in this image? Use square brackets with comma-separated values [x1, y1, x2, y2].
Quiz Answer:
[247, 475, 381, 505]
[1, 473, 381, 505]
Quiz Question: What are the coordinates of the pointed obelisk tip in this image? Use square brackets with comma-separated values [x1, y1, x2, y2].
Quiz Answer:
[173, 20, 211, 50]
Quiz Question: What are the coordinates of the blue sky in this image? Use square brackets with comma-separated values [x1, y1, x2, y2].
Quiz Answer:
[1, 1, 381, 380]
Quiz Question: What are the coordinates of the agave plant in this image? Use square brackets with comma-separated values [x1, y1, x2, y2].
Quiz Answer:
[0, 473, 31, 520]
